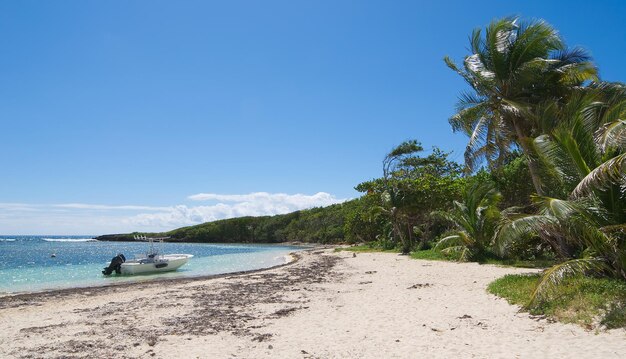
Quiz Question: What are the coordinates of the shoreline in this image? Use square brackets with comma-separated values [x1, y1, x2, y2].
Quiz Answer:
[1, 250, 624, 358]
[0, 241, 321, 300]
[0, 248, 313, 305]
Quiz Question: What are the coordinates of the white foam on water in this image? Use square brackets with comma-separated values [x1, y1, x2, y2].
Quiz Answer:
[0, 238, 16, 242]
[41, 238, 96, 242]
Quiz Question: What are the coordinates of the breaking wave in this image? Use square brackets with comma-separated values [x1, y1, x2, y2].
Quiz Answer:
[41, 238, 96, 242]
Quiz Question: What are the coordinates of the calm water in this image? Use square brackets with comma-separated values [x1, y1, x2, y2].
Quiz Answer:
[0, 235, 303, 294]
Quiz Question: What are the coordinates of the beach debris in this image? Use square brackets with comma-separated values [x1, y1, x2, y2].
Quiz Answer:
[352, 252, 356, 258]
[50, 253, 56, 258]
[457, 314, 472, 319]
[252, 333, 273, 342]
[358, 281, 373, 285]
[407, 283, 432, 289]
[268, 345, 273, 349]
[364, 270, 377, 274]
[301, 349, 309, 354]
[146, 336, 158, 346]
[3, 252, 342, 358]
[273, 307, 299, 317]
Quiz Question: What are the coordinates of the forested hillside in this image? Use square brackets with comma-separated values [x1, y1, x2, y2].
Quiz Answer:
[96, 200, 364, 244]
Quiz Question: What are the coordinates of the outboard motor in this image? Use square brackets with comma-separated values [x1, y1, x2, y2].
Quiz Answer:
[102, 253, 126, 275]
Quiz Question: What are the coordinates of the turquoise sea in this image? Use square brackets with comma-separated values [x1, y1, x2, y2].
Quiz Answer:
[0, 235, 303, 294]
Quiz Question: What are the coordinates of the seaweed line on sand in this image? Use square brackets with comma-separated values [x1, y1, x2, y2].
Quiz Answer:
[5, 250, 342, 359]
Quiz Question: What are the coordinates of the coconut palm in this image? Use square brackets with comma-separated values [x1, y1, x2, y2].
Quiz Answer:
[445, 16, 598, 195]
[495, 97, 626, 302]
[433, 181, 502, 261]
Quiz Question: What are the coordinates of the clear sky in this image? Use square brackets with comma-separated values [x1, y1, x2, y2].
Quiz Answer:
[1, 0, 625, 234]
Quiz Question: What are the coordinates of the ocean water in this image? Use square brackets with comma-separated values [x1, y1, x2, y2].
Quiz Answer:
[0, 235, 304, 294]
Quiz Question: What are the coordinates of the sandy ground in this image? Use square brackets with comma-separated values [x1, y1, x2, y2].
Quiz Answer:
[0, 249, 624, 359]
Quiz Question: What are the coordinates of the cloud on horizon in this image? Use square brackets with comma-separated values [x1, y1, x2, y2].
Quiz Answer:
[0, 192, 347, 235]
[128, 192, 346, 229]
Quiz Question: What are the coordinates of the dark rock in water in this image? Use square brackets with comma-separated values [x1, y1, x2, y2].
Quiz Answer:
[95, 234, 139, 242]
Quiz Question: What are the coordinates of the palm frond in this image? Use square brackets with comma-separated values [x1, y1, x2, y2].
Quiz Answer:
[530, 258, 609, 304]
[532, 195, 581, 219]
[434, 234, 463, 250]
[551, 127, 593, 179]
[431, 210, 467, 230]
[529, 135, 571, 192]
[571, 153, 626, 198]
[599, 223, 626, 234]
[441, 245, 473, 262]
[494, 214, 553, 256]
[444, 56, 477, 88]
[595, 120, 626, 153]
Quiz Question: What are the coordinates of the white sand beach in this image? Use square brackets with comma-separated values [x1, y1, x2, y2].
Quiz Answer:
[0, 249, 624, 358]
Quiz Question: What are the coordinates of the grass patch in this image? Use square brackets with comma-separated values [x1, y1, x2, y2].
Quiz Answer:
[478, 257, 555, 269]
[487, 274, 539, 306]
[488, 274, 626, 329]
[409, 249, 450, 261]
[338, 243, 552, 268]
[334, 245, 398, 253]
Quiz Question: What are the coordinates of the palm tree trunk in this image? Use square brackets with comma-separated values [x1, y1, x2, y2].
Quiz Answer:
[513, 120, 545, 196]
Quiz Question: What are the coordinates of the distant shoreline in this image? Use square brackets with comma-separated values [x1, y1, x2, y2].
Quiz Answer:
[93, 233, 320, 247]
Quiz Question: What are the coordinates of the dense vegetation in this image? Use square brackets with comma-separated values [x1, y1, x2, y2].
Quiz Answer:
[100, 16, 625, 328]
[97, 201, 364, 244]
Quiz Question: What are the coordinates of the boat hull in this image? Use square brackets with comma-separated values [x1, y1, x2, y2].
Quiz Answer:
[120, 254, 193, 275]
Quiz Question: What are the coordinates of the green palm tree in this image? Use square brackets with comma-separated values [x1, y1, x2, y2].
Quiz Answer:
[496, 98, 626, 302]
[434, 181, 502, 261]
[445, 16, 598, 195]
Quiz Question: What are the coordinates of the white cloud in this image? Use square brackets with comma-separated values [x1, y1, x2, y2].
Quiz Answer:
[53, 203, 171, 211]
[0, 192, 347, 235]
[188, 191, 340, 206]
[128, 192, 346, 229]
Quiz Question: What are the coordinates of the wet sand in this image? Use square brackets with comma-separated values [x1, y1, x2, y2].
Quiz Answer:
[0, 249, 624, 358]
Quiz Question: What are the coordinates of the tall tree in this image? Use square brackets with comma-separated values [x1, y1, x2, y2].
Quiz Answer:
[357, 141, 464, 253]
[445, 16, 598, 195]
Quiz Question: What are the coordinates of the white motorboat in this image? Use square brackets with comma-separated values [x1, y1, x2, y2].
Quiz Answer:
[102, 236, 193, 275]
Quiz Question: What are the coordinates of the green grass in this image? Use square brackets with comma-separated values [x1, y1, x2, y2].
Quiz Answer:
[478, 257, 555, 269]
[487, 274, 540, 306]
[334, 245, 398, 253]
[488, 274, 626, 329]
[409, 247, 554, 268]
[409, 249, 450, 261]
[340, 244, 554, 269]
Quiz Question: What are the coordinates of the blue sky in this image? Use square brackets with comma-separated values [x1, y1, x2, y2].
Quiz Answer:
[1, 0, 625, 234]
